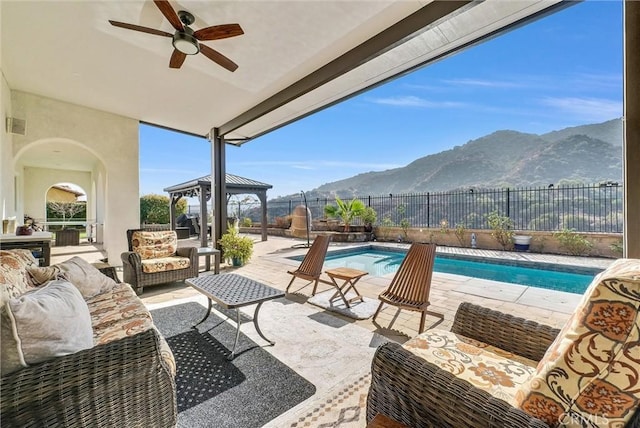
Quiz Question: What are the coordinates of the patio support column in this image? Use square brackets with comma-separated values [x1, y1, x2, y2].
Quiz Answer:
[210, 127, 227, 251]
[169, 192, 181, 230]
[624, 0, 640, 258]
[199, 184, 208, 247]
[258, 191, 268, 241]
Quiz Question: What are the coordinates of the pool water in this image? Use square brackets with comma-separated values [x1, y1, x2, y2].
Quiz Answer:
[318, 248, 597, 294]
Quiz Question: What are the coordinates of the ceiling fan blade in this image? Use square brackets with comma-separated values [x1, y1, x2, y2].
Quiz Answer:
[169, 49, 187, 69]
[199, 44, 238, 72]
[194, 24, 244, 41]
[153, 0, 184, 31]
[109, 20, 172, 37]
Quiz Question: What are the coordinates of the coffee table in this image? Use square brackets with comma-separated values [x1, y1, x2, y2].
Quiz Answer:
[185, 273, 284, 359]
[325, 267, 368, 308]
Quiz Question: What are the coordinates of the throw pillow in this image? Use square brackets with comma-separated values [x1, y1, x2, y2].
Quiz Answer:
[4, 279, 94, 370]
[26, 265, 62, 286]
[57, 257, 117, 299]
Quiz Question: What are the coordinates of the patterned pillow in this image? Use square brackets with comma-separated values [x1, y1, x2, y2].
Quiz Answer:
[515, 258, 640, 427]
[131, 231, 177, 260]
[0, 250, 38, 306]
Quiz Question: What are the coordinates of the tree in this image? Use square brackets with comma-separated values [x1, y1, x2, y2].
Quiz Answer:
[47, 201, 86, 228]
[324, 197, 365, 232]
[140, 194, 187, 224]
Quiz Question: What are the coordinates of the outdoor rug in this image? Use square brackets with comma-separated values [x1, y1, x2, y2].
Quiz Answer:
[151, 302, 316, 428]
[307, 290, 380, 320]
[266, 368, 371, 428]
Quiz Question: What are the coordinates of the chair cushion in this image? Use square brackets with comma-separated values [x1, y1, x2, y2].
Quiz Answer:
[131, 230, 177, 260]
[404, 329, 538, 406]
[141, 256, 191, 273]
[516, 258, 640, 427]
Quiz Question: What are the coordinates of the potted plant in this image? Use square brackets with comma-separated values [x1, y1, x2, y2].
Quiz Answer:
[218, 225, 254, 266]
[360, 207, 377, 233]
[324, 197, 365, 232]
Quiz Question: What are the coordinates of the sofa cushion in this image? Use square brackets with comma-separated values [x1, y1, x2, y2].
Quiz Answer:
[86, 282, 175, 376]
[404, 329, 537, 406]
[57, 256, 118, 298]
[141, 256, 191, 273]
[4, 279, 93, 372]
[516, 258, 640, 427]
[131, 230, 177, 260]
[0, 249, 38, 306]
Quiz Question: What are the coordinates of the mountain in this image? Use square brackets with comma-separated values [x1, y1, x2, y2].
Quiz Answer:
[277, 118, 622, 200]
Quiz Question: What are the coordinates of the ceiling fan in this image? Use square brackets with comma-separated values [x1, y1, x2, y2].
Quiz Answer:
[109, 0, 243, 71]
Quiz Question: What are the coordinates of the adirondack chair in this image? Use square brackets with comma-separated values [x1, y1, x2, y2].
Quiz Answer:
[372, 242, 443, 333]
[286, 235, 332, 295]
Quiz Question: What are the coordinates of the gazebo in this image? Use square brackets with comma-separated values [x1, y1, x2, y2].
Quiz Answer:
[164, 173, 272, 247]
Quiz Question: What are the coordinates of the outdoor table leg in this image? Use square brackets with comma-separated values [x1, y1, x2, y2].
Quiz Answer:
[228, 302, 274, 360]
[328, 276, 353, 308]
[194, 298, 213, 327]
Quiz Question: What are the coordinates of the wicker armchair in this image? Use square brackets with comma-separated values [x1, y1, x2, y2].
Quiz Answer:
[121, 229, 198, 294]
[367, 302, 640, 428]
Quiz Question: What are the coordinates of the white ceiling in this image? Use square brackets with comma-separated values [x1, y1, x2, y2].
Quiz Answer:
[1, 0, 566, 145]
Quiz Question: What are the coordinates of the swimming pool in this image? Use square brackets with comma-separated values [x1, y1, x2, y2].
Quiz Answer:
[297, 246, 601, 294]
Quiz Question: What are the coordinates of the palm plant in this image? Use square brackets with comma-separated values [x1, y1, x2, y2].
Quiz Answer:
[324, 197, 365, 232]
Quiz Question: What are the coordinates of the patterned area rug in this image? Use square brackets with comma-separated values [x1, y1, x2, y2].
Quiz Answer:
[307, 290, 380, 320]
[267, 368, 371, 428]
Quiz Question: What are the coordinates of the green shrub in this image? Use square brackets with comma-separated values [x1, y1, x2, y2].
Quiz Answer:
[218, 226, 254, 264]
[140, 194, 186, 224]
[242, 217, 253, 227]
[454, 223, 467, 246]
[553, 228, 592, 256]
[486, 211, 514, 250]
[610, 239, 623, 256]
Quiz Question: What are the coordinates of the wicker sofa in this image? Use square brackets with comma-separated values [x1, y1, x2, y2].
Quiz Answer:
[367, 258, 640, 428]
[122, 229, 199, 294]
[0, 249, 177, 427]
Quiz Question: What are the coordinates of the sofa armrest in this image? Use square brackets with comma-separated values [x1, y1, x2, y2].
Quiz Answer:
[176, 246, 198, 269]
[367, 342, 550, 428]
[451, 302, 560, 362]
[1, 328, 176, 428]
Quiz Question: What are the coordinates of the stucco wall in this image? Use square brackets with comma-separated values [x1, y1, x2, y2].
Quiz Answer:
[0, 72, 15, 220]
[23, 167, 91, 220]
[47, 187, 83, 203]
[10, 91, 139, 264]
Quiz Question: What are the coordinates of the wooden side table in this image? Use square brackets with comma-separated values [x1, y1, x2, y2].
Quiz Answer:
[325, 267, 368, 308]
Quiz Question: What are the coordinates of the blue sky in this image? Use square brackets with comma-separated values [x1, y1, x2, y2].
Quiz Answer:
[140, 0, 623, 200]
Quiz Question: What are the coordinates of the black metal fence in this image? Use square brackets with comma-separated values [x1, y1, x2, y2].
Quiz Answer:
[191, 184, 624, 233]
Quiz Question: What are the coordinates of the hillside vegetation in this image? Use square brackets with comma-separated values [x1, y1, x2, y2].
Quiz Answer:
[274, 118, 622, 201]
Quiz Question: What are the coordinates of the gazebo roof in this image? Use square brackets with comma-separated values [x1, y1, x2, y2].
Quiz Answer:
[164, 173, 272, 197]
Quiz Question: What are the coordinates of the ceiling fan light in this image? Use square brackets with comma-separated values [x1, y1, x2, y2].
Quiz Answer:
[172, 32, 199, 55]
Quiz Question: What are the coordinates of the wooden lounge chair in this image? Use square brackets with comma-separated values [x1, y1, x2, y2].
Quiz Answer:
[372, 242, 443, 333]
[286, 234, 332, 295]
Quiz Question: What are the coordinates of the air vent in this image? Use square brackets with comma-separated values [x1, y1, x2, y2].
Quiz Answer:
[6, 117, 26, 136]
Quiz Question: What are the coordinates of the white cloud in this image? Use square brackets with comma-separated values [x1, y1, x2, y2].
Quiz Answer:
[441, 78, 522, 88]
[235, 160, 402, 170]
[368, 95, 465, 108]
[538, 97, 622, 121]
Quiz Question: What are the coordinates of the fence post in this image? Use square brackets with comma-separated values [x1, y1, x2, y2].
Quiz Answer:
[427, 192, 430, 228]
[506, 187, 510, 218]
